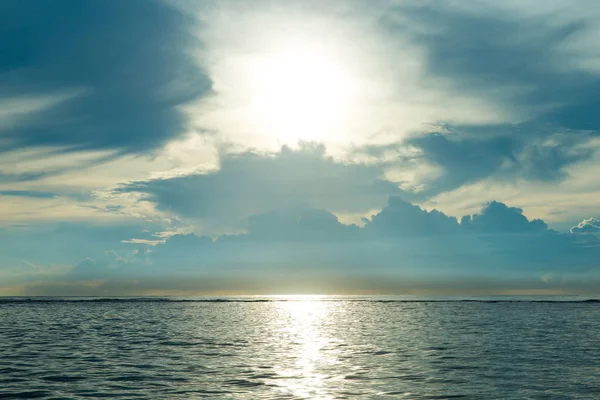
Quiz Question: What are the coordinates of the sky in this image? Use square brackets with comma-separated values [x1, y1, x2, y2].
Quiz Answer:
[1, 0, 600, 295]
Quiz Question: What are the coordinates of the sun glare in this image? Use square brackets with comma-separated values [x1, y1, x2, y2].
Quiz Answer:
[249, 43, 358, 143]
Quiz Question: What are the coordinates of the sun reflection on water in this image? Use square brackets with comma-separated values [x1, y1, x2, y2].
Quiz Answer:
[269, 296, 344, 399]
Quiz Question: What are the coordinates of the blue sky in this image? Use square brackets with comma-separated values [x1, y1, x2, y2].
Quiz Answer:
[1, 0, 600, 295]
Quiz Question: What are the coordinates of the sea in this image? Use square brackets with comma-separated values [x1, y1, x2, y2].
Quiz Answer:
[1, 295, 599, 399]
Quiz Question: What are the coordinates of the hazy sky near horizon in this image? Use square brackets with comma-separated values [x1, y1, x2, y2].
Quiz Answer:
[1, 0, 600, 295]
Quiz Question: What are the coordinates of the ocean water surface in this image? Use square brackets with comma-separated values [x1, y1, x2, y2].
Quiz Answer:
[1, 296, 599, 399]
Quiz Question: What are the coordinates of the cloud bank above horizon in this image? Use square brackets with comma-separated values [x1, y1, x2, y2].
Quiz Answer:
[1, 0, 600, 295]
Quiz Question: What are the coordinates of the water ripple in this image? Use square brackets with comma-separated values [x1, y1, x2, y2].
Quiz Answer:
[0, 298, 599, 398]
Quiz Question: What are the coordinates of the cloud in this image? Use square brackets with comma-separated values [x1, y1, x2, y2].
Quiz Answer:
[176, 0, 533, 154]
[112, 134, 598, 239]
[0, 222, 162, 276]
[32, 197, 597, 295]
[361, 126, 596, 201]
[154, 197, 598, 275]
[2, 0, 600, 296]
[404, 132, 517, 195]
[461, 201, 548, 234]
[117, 143, 403, 234]
[395, 2, 600, 129]
[365, 196, 459, 237]
[0, 190, 56, 199]
[2, 0, 599, 235]
[571, 217, 600, 233]
[357, 1, 600, 202]
[0, 0, 210, 154]
[243, 206, 361, 242]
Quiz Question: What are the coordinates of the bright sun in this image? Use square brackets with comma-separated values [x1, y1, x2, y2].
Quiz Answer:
[249, 43, 358, 143]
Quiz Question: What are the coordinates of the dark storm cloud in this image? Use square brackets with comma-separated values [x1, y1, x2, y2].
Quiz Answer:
[0, 0, 211, 153]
